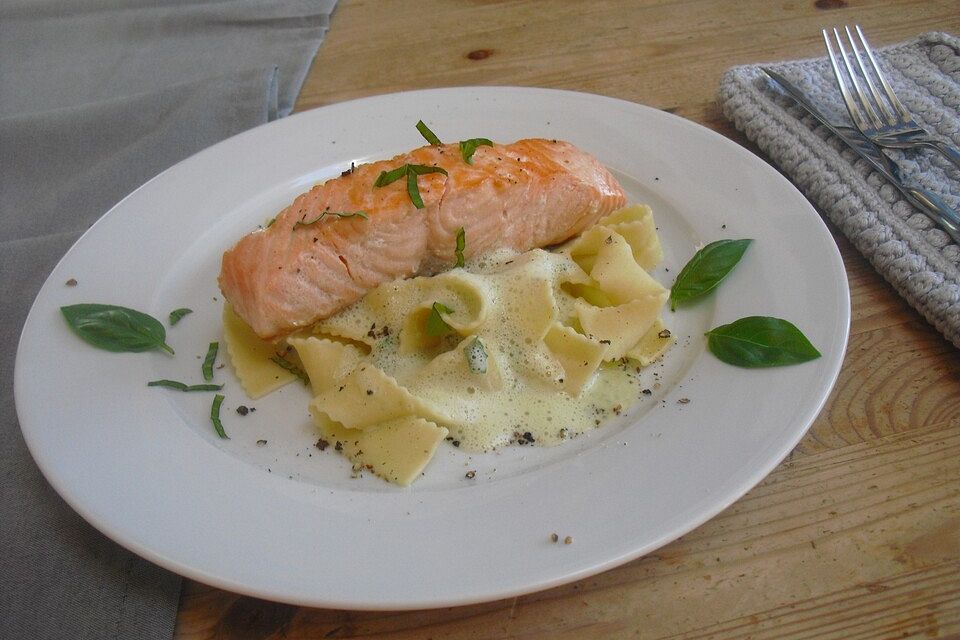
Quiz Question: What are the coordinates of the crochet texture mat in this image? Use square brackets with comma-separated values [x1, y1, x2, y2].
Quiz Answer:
[718, 31, 959, 349]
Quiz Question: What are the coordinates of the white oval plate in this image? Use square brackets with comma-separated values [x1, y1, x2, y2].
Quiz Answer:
[15, 87, 849, 609]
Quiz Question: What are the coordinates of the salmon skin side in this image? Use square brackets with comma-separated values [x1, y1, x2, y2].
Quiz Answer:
[218, 138, 626, 340]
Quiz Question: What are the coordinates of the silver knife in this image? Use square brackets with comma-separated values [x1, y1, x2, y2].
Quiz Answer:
[761, 67, 960, 245]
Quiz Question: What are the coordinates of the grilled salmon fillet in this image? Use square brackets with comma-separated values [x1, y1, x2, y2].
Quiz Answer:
[219, 138, 626, 340]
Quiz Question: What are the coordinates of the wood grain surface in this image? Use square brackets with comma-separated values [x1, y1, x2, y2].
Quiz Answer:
[175, 1, 960, 638]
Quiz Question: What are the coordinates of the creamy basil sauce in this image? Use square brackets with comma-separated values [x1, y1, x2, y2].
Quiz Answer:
[328, 249, 648, 452]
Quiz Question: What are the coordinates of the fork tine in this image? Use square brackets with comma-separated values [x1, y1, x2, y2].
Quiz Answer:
[846, 26, 896, 126]
[823, 29, 871, 132]
[854, 25, 913, 124]
[823, 25, 960, 171]
[833, 27, 884, 129]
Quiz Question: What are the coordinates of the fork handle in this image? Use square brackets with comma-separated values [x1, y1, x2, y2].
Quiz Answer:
[922, 140, 960, 172]
[904, 186, 960, 245]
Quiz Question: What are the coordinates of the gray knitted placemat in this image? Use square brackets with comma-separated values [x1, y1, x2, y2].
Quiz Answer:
[719, 31, 960, 348]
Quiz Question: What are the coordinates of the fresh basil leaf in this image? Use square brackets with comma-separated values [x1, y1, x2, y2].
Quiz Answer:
[294, 210, 368, 229]
[374, 165, 408, 187]
[459, 138, 493, 164]
[426, 302, 455, 337]
[210, 394, 228, 439]
[464, 336, 487, 374]
[706, 316, 821, 367]
[455, 227, 466, 267]
[670, 239, 752, 311]
[270, 354, 309, 384]
[168, 308, 192, 326]
[61, 303, 174, 355]
[202, 341, 218, 381]
[416, 120, 442, 145]
[147, 379, 223, 392]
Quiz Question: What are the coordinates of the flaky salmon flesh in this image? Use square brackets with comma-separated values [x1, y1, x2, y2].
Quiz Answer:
[218, 138, 626, 340]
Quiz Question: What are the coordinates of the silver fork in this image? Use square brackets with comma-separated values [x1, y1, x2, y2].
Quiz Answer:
[823, 25, 960, 171]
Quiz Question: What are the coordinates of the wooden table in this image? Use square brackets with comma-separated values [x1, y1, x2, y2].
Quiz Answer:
[175, 2, 960, 637]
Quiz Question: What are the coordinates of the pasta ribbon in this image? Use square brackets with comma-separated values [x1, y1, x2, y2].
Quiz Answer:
[626, 318, 676, 366]
[398, 273, 487, 353]
[575, 294, 667, 361]
[313, 413, 449, 486]
[543, 323, 608, 395]
[310, 364, 426, 429]
[589, 232, 666, 305]
[288, 336, 364, 393]
[222, 304, 297, 399]
[595, 203, 663, 270]
[313, 304, 380, 347]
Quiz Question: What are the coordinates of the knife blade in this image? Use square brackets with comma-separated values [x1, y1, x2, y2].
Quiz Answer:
[761, 67, 960, 245]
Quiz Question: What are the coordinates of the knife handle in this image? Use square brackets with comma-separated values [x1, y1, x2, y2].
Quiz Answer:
[903, 186, 960, 245]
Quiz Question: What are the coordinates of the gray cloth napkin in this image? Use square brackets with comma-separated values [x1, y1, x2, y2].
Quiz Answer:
[718, 32, 960, 348]
[0, 2, 337, 638]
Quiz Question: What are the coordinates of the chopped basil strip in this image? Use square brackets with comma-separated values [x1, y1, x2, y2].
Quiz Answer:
[373, 164, 409, 187]
[265, 217, 276, 228]
[459, 138, 493, 164]
[706, 316, 821, 367]
[168, 308, 192, 326]
[294, 210, 368, 229]
[408, 165, 448, 208]
[61, 303, 174, 355]
[406, 169, 422, 208]
[147, 379, 223, 392]
[270, 354, 309, 384]
[455, 227, 466, 267]
[670, 239, 752, 311]
[410, 164, 449, 176]
[210, 394, 228, 439]
[464, 336, 487, 374]
[416, 120, 442, 145]
[426, 302, 455, 337]
[374, 164, 448, 209]
[202, 341, 218, 381]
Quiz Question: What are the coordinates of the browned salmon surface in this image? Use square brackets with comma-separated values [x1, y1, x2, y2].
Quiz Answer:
[218, 138, 626, 340]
